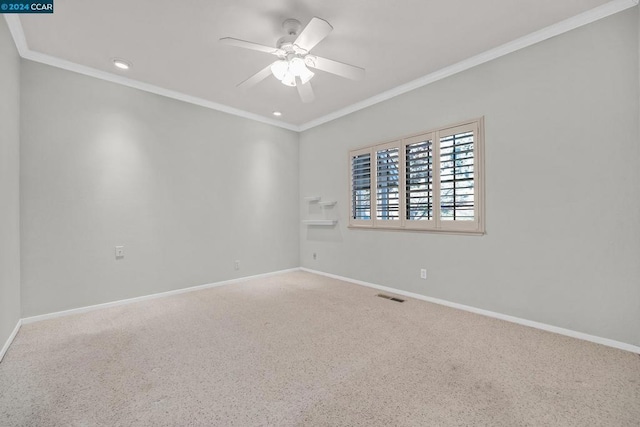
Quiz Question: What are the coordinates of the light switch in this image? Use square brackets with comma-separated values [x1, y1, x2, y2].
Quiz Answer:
[115, 246, 124, 259]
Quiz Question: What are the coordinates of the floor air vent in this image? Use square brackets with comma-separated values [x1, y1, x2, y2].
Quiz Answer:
[377, 294, 405, 303]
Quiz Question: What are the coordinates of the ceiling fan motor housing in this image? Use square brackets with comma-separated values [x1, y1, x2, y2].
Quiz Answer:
[276, 37, 296, 52]
[278, 19, 310, 55]
[282, 18, 302, 36]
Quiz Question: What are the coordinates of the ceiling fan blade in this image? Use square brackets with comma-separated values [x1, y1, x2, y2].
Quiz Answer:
[294, 17, 333, 52]
[219, 37, 284, 56]
[296, 77, 315, 103]
[306, 55, 365, 81]
[237, 64, 274, 89]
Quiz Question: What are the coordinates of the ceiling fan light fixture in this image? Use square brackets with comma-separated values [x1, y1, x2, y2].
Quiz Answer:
[290, 57, 314, 84]
[270, 60, 288, 81]
[288, 57, 306, 75]
[271, 57, 315, 87]
[298, 66, 314, 84]
[281, 72, 296, 87]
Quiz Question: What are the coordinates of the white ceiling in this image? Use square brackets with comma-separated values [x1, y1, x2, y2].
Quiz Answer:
[10, 0, 630, 129]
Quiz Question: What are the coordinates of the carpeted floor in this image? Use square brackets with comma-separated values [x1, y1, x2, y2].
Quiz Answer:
[1, 271, 639, 426]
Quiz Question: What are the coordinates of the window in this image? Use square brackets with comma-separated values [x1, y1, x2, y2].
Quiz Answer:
[349, 118, 484, 234]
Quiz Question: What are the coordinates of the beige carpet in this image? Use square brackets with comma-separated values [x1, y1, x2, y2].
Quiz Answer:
[1, 271, 639, 426]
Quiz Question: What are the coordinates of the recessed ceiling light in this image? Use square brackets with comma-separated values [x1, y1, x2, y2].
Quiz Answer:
[113, 59, 131, 70]
[273, 111, 282, 117]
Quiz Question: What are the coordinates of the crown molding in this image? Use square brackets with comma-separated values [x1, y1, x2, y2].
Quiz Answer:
[3, 16, 299, 132]
[5, 0, 637, 133]
[25, 50, 300, 132]
[298, 0, 639, 131]
[4, 15, 27, 55]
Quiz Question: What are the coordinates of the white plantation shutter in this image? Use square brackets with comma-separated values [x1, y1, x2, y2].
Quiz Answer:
[348, 119, 483, 233]
[404, 133, 435, 229]
[375, 142, 401, 227]
[437, 122, 481, 231]
[350, 149, 372, 226]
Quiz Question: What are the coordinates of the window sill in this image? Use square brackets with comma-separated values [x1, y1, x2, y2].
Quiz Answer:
[347, 224, 485, 236]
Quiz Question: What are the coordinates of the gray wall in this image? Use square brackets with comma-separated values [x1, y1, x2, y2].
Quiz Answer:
[10, 7, 640, 349]
[0, 18, 21, 349]
[299, 9, 640, 346]
[20, 61, 300, 317]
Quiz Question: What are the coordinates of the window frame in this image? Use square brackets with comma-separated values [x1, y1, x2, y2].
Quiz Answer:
[348, 118, 485, 235]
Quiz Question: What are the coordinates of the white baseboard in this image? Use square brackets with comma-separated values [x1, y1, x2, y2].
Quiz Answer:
[301, 268, 640, 354]
[12, 267, 639, 356]
[0, 319, 22, 363]
[21, 268, 301, 325]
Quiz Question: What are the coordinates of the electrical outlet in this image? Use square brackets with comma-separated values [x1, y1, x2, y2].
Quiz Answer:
[234, 260, 240, 270]
[115, 246, 124, 259]
[420, 268, 427, 280]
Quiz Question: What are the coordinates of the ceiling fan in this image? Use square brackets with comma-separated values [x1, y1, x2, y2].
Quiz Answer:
[220, 17, 365, 103]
